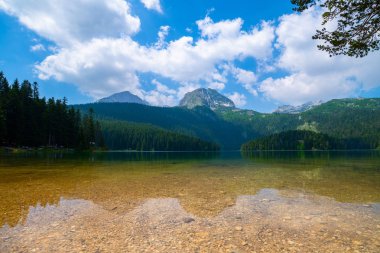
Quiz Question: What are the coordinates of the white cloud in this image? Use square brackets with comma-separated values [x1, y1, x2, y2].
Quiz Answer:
[0, 0, 140, 47]
[259, 8, 380, 105]
[226, 65, 258, 96]
[227, 92, 246, 107]
[208, 82, 225, 90]
[144, 80, 177, 106]
[140, 0, 162, 13]
[197, 16, 243, 39]
[259, 73, 359, 105]
[30, 43, 46, 52]
[0, 1, 277, 102]
[36, 38, 142, 98]
[152, 79, 176, 95]
[34, 16, 275, 99]
[155, 25, 170, 49]
[1, 0, 379, 108]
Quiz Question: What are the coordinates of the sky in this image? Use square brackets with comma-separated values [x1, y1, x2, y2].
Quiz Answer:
[0, 0, 379, 112]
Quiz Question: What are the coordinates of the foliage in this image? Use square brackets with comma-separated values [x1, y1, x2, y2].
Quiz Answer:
[0, 71, 103, 149]
[75, 103, 257, 150]
[241, 130, 371, 151]
[291, 0, 380, 57]
[217, 98, 380, 149]
[100, 120, 220, 151]
[75, 98, 380, 150]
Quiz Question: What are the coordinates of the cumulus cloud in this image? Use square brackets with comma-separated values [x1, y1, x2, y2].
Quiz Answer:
[260, 73, 359, 105]
[143, 80, 177, 106]
[30, 43, 46, 52]
[0, 0, 277, 104]
[227, 92, 247, 107]
[0, 0, 140, 46]
[259, 8, 380, 105]
[225, 65, 258, 96]
[34, 15, 275, 99]
[208, 82, 225, 91]
[6, 0, 377, 108]
[140, 0, 162, 13]
[155, 25, 170, 49]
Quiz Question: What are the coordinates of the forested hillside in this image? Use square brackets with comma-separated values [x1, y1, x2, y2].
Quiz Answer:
[75, 103, 258, 149]
[0, 72, 223, 151]
[100, 120, 219, 151]
[75, 98, 380, 150]
[241, 130, 371, 151]
[0, 72, 103, 149]
[217, 99, 380, 149]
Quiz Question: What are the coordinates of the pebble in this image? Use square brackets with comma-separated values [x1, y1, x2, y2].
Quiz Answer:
[304, 216, 311, 220]
[235, 226, 243, 231]
[183, 217, 195, 224]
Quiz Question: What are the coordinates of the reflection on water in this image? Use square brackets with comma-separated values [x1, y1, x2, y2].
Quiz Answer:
[0, 151, 379, 228]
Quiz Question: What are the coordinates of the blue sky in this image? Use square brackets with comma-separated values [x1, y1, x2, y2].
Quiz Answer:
[0, 0, 379, 112]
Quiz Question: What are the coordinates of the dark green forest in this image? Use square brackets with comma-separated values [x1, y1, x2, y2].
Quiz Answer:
[217, 99, 380, 149]
[0, 72, 219, 151]
[241, 130, 372, 151]
[75, 103, 257, 149]
[2, 71, 379, 151]
[100, 120, 219, 151]
[76, 99, 380, 150]
[0, 72, 103, 149]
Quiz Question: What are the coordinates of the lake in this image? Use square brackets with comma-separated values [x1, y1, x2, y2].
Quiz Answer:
[1, 151, 379, 252]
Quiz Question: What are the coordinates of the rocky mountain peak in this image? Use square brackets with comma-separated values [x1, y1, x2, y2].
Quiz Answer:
[179, 88, 235, 110]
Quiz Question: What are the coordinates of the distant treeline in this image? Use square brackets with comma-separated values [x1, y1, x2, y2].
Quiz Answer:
[0, 72, 104, 149]
[241, 130, 372, 151]
[100, 120, 220, 151]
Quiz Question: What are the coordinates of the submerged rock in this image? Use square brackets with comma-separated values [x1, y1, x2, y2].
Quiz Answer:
[183, 217, 195, 223]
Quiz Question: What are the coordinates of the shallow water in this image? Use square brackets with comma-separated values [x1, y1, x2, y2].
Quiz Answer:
[0, 151, 380, 252]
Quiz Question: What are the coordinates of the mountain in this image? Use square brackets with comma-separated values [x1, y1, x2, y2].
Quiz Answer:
[275, 101, 323, 114]
[75, 103, 256, 150]
[98, 91, 149, 105]
[217, 97, 380, 148]
[75, 97, 380, 150]
[179, 88, 235, 110]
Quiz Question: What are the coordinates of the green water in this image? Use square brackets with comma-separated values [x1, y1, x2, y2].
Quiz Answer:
[1, 151, 379, 227]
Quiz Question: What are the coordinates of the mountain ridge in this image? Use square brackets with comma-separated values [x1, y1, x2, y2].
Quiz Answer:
[98, 91, 149, 105]
[274, 101, 324, 114]
[75, 97, 380, 150]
